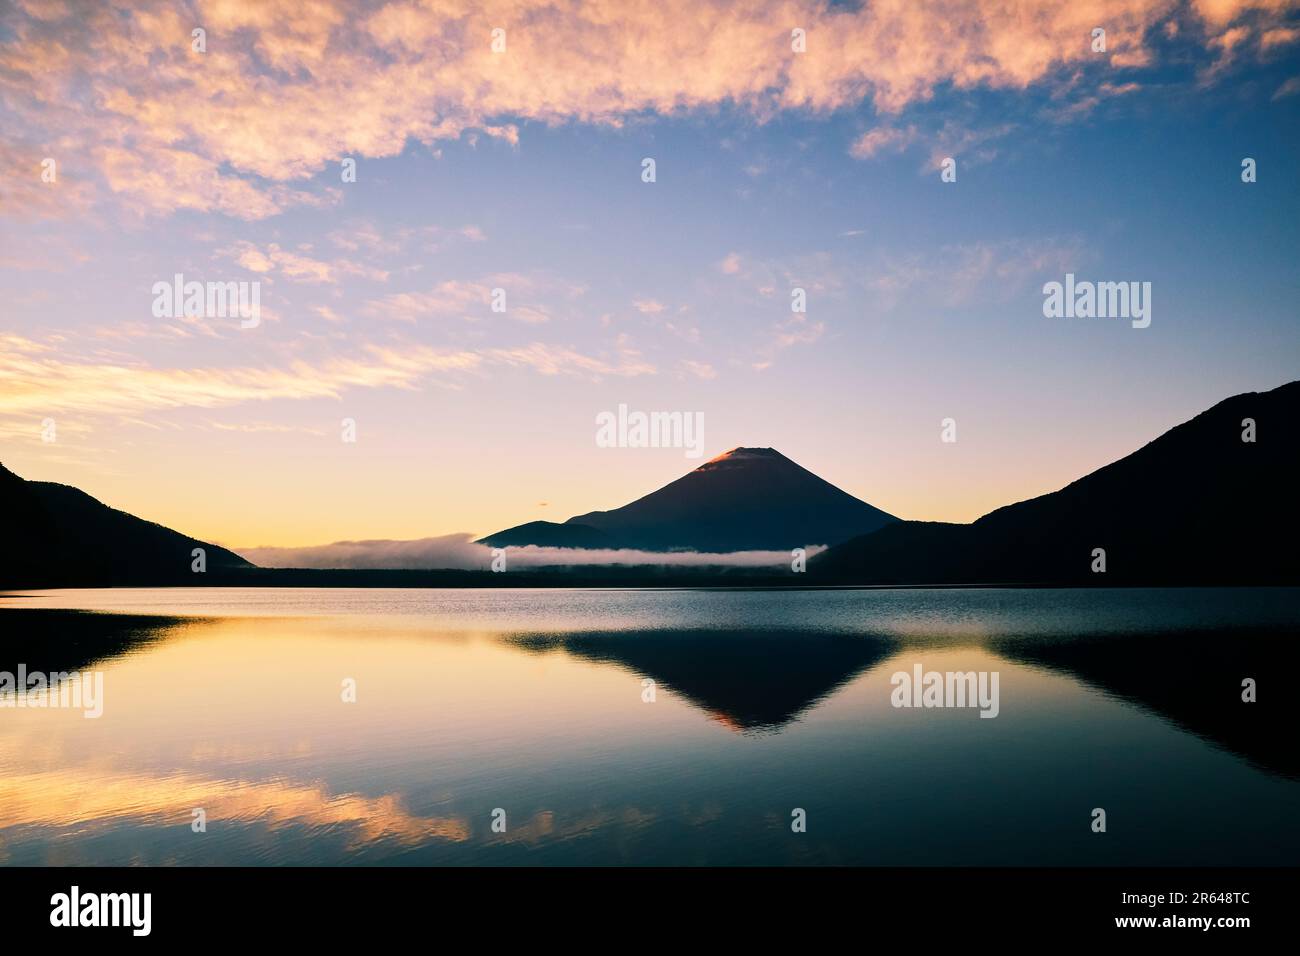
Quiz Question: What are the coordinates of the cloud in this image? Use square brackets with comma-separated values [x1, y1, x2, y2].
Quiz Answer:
[364, 280, 497, 322]
[1272, 75, 1300, 97]
[0, 228, 91, 271]
[222, 241, 388, 284]
[1193, 0, 1297, 28]
[849, 126, 920, 159]
[96, 145, 322, 220]
[206, 420, 328, 436]
[312, 305, 346, 323]
[0, 336, 478, 418]
[362, 273, 585, 324]
[754, 314, 825, 369]
[921, 122, 1017, 170]
[725, 236, 1084, 369]
[1261, 25, 1300, 47]
[850, 121, 1016, 170]
[679, 359, 718, 380]
[240, 533, 490, 569]
[8, 0, 1290, 221]
[0, 332, 652, 424]
[502, 544, 829, 569]
[0, 141, 95, 221]
[1194, 2, 1300, 80]
[327, 221, 486, 256]
[484, 341, 656, 378]
[239, 534, 827, 569]
[865, 237, 1088, 308]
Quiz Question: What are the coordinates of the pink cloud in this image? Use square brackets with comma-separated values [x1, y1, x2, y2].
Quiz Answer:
[5, 0, 1293, 221]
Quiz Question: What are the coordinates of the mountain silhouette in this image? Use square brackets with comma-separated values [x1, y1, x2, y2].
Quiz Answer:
[478, 519, 615, 549]
[990, 625, 1300, 779]
[815, 381, 1300, 585]
[0, 608, 189, 675]
[7, 382, 1296, 586]
[0, 462, 252, 587]
[482, 447, 897, 552]
[506, 628, 900, 732]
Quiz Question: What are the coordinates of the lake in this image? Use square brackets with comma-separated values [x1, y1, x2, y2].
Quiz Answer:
[0, 587, 1296, 866]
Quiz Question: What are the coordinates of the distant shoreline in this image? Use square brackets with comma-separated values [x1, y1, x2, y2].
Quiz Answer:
[4, 570, 1297, 592]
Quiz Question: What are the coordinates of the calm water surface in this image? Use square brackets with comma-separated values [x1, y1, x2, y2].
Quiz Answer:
[0, 587, 1296, 865]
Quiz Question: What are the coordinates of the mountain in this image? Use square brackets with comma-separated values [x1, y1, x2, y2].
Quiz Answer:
[8, 381, 1294, 587]
[507, 628, 901, 733]
[0, 462, 252, 587]
[478, 520, 615, 549]
[481, 447, 898, 552]
[814, 381, 1300, 585]
[0, 463, 60, 586]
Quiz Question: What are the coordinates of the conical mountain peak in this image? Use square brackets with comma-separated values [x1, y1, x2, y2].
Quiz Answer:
[701, 447, 786, 467]
[482, 448, 896, 552]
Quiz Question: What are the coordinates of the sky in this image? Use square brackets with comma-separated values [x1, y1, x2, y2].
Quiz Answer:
[1, 0, 1298, 554]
